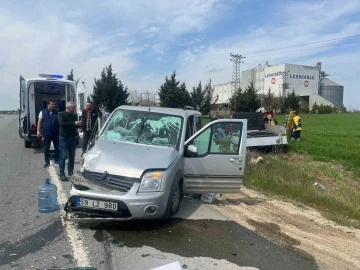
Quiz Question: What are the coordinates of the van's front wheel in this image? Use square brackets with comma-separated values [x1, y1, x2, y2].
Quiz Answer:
[170, 181, 182, 216]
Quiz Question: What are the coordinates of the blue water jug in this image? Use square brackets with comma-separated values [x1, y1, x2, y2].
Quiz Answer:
[38, 178, 58, 213]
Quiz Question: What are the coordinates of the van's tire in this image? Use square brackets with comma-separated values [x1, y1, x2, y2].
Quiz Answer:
[162, 178, 183, 219]
[24, 140, 32, 148]
[170, 180, 183, 216]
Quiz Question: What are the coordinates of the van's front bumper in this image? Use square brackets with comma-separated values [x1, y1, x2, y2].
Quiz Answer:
[64, 172, 171, 220]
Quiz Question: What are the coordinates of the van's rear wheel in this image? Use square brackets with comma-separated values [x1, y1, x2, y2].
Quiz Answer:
[24, 140, 32, 148]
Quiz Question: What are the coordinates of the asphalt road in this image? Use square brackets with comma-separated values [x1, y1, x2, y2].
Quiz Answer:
[0, 115, 318, 270]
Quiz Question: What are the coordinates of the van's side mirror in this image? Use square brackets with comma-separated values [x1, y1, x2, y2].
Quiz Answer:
[187, 145, 198, 157]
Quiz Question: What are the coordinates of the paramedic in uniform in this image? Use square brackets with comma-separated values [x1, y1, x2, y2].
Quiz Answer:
[292, 111, 302, 141]
[81, 101, 100, 156]
[58, 101, 82, 181]
[36, 100, 60, 168]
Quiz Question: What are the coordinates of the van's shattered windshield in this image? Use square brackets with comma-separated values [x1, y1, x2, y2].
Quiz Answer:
[99, 109, 183, 149]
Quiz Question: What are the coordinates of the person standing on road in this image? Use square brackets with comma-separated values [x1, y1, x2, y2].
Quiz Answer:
[81, 101, 99, 155]
[58, 102, 82, 181]
[37, 100, 60, 168]
[292, 111, 302, 141]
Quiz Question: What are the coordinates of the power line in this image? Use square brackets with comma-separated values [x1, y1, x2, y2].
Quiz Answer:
[245, 41, 360, 59]
[244, 34, 360, 56]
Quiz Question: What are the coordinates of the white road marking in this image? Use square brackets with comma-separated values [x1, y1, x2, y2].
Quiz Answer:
[48, 163, 91, 267]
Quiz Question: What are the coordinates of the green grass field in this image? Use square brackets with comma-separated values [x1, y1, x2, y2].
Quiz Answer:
[286, 113, 360, 175]
[203, 113, 360, 227]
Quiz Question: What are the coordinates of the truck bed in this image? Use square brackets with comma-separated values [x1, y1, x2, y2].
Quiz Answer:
[246, 125, 287, 147]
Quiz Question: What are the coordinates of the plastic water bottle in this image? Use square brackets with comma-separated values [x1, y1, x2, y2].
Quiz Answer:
[38, 178, 58, 213]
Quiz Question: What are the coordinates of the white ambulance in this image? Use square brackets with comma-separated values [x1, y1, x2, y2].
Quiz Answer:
[18, 74, 78, 148]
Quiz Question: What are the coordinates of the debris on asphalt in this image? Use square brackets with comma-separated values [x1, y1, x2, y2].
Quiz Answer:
[201, 193, 216, 203]
[111, 238, 125, 247]
[9, 254, 17, 256]
[182, 264, 188, 268]
[141, 254, 150, 257]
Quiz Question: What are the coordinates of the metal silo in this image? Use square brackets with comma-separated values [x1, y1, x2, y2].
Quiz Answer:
[319, 78, 344, 109]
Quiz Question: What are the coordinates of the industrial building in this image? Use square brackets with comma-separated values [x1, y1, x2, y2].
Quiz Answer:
[212, 61, 344, 112]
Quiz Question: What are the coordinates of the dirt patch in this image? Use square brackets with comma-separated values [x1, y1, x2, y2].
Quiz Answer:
[209, 188, 360, 270]
[247, 219, 301, 246]
[247, 219, 318, 263]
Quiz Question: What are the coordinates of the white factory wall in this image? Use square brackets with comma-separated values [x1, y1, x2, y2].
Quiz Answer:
[213, 82, 233, 104]
[264, 64, 319, 96]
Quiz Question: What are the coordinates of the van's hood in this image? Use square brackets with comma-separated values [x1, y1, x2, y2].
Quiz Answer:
[82, 140, 180, 178]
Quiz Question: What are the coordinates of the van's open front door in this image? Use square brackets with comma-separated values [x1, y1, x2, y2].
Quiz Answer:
[19, 76, 28, 139]
[184, 119, 247, 194]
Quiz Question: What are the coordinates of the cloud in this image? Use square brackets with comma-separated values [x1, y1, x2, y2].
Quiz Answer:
[175, 0, 360, 108]
[0, 0, 359, 111]
[208, 68, 224, 73]
[0, 0, 232, 109]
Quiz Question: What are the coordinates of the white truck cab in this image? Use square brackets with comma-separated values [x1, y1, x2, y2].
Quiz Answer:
[18, 74, 78, 148]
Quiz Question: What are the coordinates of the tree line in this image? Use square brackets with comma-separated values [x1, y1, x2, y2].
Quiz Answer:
[66, 64, 347, 115]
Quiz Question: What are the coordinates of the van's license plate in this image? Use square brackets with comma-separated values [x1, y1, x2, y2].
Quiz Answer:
[77, 198, 118, 211]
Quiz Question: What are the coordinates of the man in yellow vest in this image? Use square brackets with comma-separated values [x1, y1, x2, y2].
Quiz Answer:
[292, 111, 302, 141]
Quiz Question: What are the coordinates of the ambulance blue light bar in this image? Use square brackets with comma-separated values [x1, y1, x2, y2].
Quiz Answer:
[39, 74, 64, 79]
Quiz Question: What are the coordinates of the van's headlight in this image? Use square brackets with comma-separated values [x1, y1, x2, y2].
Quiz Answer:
[138, 171, 163, 192]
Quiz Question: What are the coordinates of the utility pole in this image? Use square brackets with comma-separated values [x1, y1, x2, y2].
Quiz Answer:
[230, 53, 245, 113]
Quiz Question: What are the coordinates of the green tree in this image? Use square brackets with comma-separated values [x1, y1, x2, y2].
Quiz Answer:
[263, 87, 275, 110]
[300, 105, 310, 114]
[158, 71, 191, 108]
[229, 87, 246, 113]
[311, 102, 319, 113]
[190, 81, 206, 112]
[243, 81, 261, 112]
[340, 104, 347, 113]
[202, 79, 218, 115]
[91, 64, 129, 113]
[66, 69, 80, 86]
[66, 69, 75, 81]
[282, 90, 300, 113]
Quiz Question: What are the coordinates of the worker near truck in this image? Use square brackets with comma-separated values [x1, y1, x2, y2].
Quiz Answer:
[266, 114, 278, 125]
[58, 101, 82, 181]
[292, 111, 302, 141]
[37, 100, 60, 168]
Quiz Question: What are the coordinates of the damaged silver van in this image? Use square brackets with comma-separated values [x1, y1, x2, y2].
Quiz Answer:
[65, 106, 248, 220]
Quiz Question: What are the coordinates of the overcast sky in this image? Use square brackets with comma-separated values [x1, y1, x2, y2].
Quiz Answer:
[0, 0, 359, 110]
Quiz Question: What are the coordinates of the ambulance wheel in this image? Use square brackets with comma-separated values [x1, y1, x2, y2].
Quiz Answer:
[24, 140, 32, 148]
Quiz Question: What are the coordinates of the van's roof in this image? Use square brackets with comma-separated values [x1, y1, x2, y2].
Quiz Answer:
[118, 105, 201, 117]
